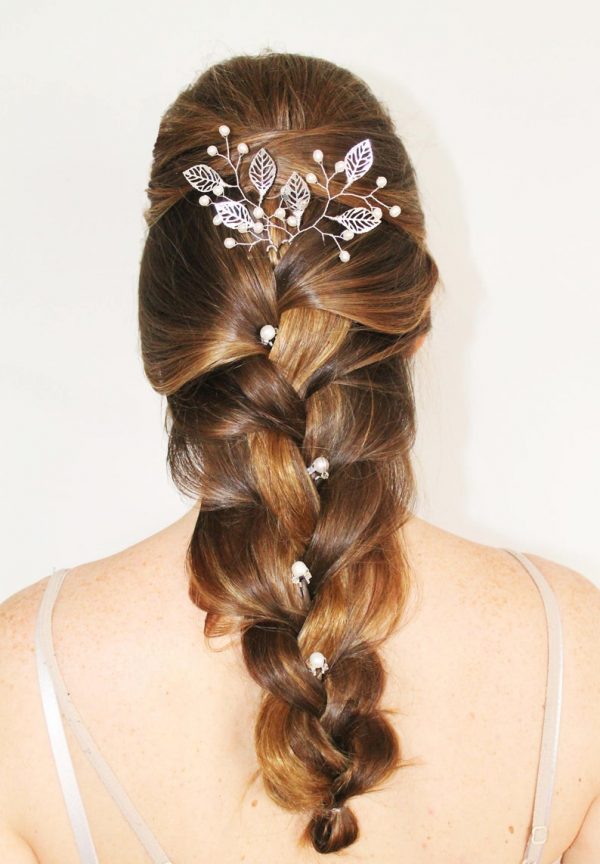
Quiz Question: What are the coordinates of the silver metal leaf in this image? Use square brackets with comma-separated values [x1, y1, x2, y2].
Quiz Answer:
[214, 200, 253, 230]
[343, 139, 373, 184]
[333, 207, 380, 234]
[249, 148, 277, 197]
[182, 164, 222, 192]
[281, 172, 311, 212]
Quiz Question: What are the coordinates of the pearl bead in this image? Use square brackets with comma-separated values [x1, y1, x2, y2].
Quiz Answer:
[313, 456, 329, 473]
[198, 195, 211, 206]
[212, 215, 223, 225]
[224, 237, 236, 248]
[372, 207, 383, 220]
[253, 221, 264, 232]
[259, 324, 277, 344]
[287, 215, 297, 226]
[213, 183, 224, 196]
[237, 142, 249, 154]
[253, 206, 264, 218]
[335, 160, 346, 173]
[341, 229, 354, 241]
[274, 207, 286, 219]
[307, 651, 329, 676]
[376, 176, 387, 187]
[207, 145, 218, 156]
[307, 456, 329, 481]
[312, 149, 323, 163]
[389, 204, 402, 217]
[305, 172, 318, 184]
[291, 562, 312, 585]
[218, 124, 230, 137]
[339, 250, 350, 263]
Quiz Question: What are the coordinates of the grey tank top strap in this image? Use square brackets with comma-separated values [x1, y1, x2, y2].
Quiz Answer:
[34, 568, 173, 864]
[503, 550, 564, 864]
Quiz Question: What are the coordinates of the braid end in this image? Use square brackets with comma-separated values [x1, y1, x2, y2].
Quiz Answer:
[304, 803, 359, 854]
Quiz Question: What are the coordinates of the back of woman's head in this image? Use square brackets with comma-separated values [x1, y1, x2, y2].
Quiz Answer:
[139, 50, 438, 854]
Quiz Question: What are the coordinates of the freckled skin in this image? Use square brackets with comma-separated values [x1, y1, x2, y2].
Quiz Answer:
[2, 511, 598, 862]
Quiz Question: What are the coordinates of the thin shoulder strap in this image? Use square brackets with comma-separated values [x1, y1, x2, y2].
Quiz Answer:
[503, 549, 564, 864]
[35, 569, 100, 864]
[35, 568, 173, 864]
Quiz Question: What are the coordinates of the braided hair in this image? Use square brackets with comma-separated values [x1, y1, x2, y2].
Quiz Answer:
[139, 50, 438, 854]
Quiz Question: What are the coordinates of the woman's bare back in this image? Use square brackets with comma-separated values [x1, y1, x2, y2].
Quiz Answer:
[1, 511, 599, 863]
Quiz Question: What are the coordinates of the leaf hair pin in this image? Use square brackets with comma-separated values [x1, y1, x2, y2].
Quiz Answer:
[182, 124, 403, 262]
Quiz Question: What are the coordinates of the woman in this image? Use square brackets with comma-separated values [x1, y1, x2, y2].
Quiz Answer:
[0, 51, 598, 863]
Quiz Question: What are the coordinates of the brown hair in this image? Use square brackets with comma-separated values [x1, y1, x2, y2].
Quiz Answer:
[138, 50, 438, 854]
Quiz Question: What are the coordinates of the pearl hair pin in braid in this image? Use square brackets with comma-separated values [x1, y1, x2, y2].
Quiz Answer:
[291, 560, 312, 603]
[259, 323, 277, 347]
[307, 651, 329, 680]
[291, 560, 312, 586]
[182, 124, 402, 263]
[307, 456, 329, 480]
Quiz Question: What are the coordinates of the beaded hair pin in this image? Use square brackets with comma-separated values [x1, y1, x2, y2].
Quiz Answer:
[182, 124, 402, 263]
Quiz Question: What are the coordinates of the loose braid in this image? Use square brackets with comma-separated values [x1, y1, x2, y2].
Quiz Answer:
[139, 50, 439, 854]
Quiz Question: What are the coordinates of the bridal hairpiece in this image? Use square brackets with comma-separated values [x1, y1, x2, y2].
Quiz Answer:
[182, 124, 402, 262]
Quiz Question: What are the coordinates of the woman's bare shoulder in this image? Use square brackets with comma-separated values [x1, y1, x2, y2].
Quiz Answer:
[405, 517, 600, 793]
[0, 575, 53, 859]
[0, 572, 50, 677]
[405, 516, 598, 602]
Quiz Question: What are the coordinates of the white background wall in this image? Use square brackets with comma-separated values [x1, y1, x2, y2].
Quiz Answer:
[1, 0, 598, 601]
